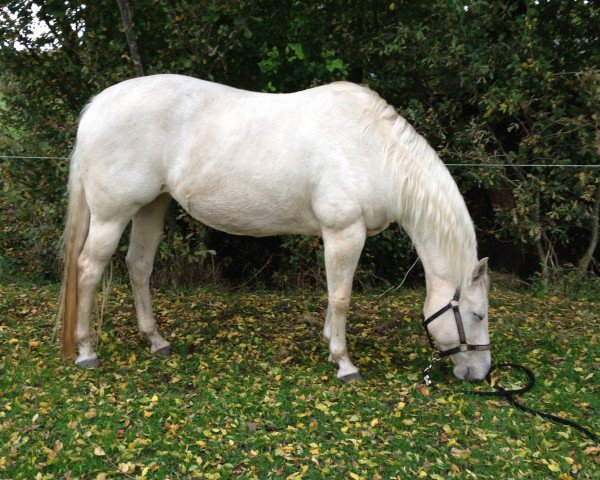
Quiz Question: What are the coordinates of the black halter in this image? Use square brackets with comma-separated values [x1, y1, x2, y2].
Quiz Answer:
[422, 289, 491, 358]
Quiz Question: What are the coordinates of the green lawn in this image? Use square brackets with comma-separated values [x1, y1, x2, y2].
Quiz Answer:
[0, 283, 598, 479]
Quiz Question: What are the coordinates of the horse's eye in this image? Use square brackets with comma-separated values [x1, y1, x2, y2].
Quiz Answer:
[474, 313, 485, 321]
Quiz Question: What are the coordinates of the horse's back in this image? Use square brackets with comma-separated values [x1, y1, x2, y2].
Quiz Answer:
[79, 75, 384, 145]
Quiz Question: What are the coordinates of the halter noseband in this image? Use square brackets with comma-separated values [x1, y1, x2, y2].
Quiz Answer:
[422, 289, 491, 358]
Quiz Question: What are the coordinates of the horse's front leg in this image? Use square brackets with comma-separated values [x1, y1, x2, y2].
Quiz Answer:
[125, 194, 172, 355]
[322, 222, 366, 382]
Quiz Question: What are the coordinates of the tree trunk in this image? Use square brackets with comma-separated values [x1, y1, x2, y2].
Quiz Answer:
[534, 237, 549, 289]
[577, 185, 600, 279]
[115, 0, 145, 77]
[532, 189, 549, 288]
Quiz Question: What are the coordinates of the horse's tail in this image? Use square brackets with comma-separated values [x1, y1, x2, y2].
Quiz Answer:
[57, 147, 90, 360]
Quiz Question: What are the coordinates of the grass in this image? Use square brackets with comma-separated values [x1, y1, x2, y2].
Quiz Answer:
[0, 282, 598, 479]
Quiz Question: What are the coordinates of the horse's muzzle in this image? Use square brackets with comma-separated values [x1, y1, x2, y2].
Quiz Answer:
[454, 363, 491, 382]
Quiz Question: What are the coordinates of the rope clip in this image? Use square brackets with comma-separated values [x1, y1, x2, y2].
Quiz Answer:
[423, 351, 441, 386]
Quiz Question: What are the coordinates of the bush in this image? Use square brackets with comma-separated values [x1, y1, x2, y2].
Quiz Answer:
[530, 265, 600, 301]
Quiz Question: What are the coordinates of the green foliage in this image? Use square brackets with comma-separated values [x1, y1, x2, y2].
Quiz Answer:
[1, 0, 599, 287]
[0, 157, 67, 282]
[152, 207, 218, 287]
[0, 252, 7, 279]
[0, 283, 599, 478]
[530, 266, 600, 302]
[274, 235, 326, 288]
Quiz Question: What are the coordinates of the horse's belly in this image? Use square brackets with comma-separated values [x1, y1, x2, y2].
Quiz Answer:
[181, 191, 321, 237]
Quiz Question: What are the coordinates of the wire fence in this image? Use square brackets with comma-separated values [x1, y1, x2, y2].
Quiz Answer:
[1, 154, 599, 168]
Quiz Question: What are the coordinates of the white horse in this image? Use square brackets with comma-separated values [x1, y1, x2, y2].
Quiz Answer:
[59, 74, 491, 382]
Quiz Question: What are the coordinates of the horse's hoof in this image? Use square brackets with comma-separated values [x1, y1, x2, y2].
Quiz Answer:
[339, 372, 363, 383]
[75, 356, 99, 368]
[155, 345, 172, 356]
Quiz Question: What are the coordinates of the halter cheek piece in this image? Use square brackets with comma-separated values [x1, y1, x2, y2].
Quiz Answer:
[422, 290, 491, 358]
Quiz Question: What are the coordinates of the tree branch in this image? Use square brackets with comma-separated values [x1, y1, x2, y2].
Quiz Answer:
[115, 0, 145, 77]
[577, 184, 600, 278]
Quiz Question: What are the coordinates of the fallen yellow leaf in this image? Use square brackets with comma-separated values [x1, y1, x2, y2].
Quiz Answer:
[118, 462, 136, 474]
[547, 461, 561, 472]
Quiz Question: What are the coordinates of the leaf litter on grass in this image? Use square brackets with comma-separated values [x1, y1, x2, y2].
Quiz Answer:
[0, 282, 598, 479]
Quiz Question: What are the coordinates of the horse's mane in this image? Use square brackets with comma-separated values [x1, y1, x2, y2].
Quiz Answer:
[358, 86, 478, 290]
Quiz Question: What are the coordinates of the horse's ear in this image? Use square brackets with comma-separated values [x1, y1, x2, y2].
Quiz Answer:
[472, 257, 489, 282]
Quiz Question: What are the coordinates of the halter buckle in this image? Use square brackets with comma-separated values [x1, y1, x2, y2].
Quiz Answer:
[459, 344, 468, 352]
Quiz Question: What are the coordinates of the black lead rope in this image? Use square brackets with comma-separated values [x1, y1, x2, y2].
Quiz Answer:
[430, 362, 599, 443]
[473, 363, 598, 442]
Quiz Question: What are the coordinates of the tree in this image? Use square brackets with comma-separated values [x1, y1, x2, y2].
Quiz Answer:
[1, 0, 598, 288]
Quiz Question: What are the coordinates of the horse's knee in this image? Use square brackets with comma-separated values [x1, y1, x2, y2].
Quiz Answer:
[329, 295, 350, 314]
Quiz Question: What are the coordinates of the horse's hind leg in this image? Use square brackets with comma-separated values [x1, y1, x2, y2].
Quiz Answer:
[76, 217, 129, 367]
[322, 222, 366, 382]
[125, 194, 172, 355]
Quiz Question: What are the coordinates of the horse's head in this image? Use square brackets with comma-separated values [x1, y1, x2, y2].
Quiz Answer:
[423, 258, 491, 382]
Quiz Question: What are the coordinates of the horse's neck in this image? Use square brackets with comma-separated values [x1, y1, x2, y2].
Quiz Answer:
[392, 155, 477, 291]
[406, 223, 473, 288]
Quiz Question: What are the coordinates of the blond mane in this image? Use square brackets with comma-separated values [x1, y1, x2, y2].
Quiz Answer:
[362, 88, 478, 289]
